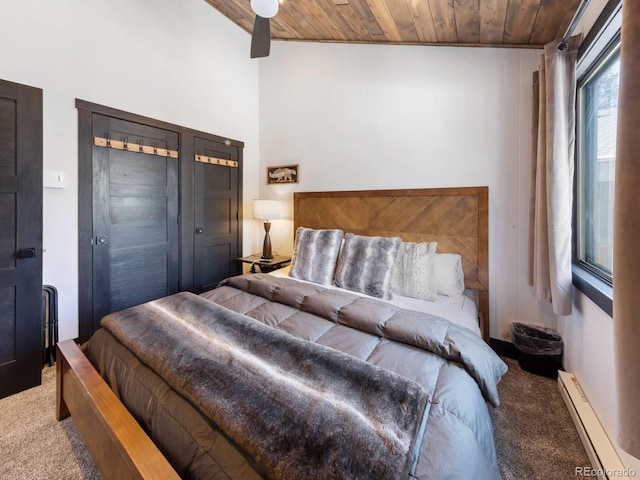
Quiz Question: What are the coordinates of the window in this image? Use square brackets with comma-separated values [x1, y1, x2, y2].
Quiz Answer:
[576, 45, 620, 284]
[573, 0, 622, 316]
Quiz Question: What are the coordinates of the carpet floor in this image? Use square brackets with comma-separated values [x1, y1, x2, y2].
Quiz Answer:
[0, 366, 100, 480]
[490, 357, 591, 479]
[0, 357, 591, 479]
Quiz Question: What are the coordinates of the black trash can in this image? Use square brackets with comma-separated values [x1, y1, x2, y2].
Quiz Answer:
[510, 323, 563, 378]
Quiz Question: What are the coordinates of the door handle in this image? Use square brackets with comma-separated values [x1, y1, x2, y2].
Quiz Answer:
[96, 235, 109, 245]
[17, 248, 37, 259]
[195, 228, 203, 234]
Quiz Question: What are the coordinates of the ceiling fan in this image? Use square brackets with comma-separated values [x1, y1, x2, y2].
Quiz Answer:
[250, 0, 279, 58]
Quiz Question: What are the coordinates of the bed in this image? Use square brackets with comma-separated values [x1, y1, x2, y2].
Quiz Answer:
[57, 186, 504, 480]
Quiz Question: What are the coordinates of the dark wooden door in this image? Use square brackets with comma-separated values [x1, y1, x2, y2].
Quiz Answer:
[91, 114, 179, 325]
[193, 137, 241, 293]
[0, 79, 43, 399]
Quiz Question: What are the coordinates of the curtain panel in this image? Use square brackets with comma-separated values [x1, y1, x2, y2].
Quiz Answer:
[614, 0, 640, 458]
[528, 36, 580, 316]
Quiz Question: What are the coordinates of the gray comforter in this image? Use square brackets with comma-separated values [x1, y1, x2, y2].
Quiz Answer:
[93, 273, 507, 479]
[204, 274, 507, 479]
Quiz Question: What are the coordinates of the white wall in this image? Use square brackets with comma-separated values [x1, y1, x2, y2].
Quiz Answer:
[258, 41, 540, 342]
[0, 0, 262, 341]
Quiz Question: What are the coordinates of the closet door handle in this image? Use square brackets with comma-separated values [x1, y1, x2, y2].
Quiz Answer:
[96, 235, 109, 245]
[195, 228, 203, 234]
[17, 248, 37, 259]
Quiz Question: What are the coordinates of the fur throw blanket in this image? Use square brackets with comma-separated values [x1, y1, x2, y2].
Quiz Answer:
[101, 292, 429, 480]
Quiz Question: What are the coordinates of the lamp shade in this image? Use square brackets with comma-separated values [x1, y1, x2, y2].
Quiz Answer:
[250, 0, 279, 19]
[253, 199, 284, 221]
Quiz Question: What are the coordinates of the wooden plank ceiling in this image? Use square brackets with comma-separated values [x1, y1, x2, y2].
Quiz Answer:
[203, 0, 581, 48]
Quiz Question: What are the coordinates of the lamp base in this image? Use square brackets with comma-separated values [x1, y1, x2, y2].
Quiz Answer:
[261, 221, 273, 260]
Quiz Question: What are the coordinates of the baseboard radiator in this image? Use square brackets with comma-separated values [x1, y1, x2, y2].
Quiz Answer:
[558, 371, 633, 479]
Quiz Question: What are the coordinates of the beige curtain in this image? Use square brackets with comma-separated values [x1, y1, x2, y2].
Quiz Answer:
[614, 1, 640, 458]
[528, 36, 581, 316]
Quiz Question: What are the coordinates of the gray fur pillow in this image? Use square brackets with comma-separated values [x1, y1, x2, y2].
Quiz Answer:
[334, 233, 401, 300]
[289, 227, 344, 285]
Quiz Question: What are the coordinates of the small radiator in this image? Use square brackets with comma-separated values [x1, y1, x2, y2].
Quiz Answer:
[558, 370, 633, 480]
[42, 285, 59, 367]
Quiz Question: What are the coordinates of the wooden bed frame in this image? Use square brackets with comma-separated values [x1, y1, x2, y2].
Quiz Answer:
[57, 186, 489, 479]
[56, 340, 179, 479]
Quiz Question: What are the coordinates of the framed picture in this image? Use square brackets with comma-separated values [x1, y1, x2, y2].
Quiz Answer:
[267, 164, 299, 185]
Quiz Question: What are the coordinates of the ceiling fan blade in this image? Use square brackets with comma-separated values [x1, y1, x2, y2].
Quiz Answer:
[251, 15, 271, 58]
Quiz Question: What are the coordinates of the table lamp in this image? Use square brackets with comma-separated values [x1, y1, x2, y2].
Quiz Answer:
[253, 199, 284, 260]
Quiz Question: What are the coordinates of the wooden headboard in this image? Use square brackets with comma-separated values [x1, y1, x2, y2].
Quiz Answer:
[293, 187, 489, 341]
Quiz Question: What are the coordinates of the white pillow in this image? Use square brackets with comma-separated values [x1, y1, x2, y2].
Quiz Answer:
[391, 242, 438, 301]
[434, 253, 465, 297]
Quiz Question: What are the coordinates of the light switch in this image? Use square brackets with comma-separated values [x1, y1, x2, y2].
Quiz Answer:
[44, 171, 66, 188]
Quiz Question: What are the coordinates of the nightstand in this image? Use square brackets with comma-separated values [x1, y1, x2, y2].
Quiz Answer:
[237, 254, 292, 274]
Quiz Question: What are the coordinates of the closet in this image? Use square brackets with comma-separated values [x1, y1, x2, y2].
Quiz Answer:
[77, 101, 242, 342]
